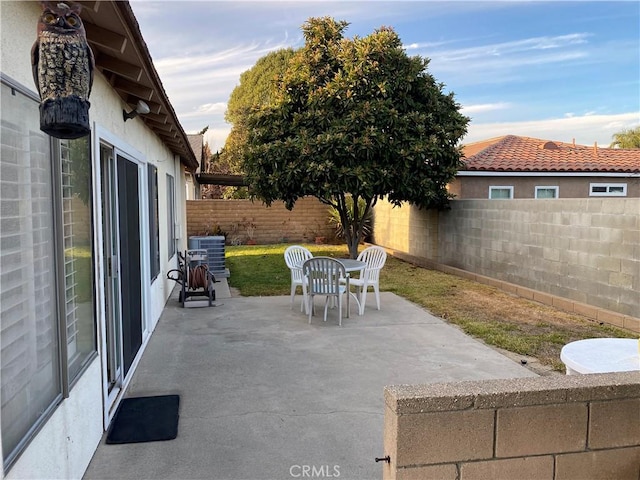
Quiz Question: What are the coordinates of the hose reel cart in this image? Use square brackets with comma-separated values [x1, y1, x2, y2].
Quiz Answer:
[167, 249, 218, 307]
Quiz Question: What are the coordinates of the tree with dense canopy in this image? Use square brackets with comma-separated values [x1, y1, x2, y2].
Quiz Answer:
[609, 127, 640, 149]
[243, 17, 469, 258]
[206, 49, 295, 198]
[221, 48, 295, 176]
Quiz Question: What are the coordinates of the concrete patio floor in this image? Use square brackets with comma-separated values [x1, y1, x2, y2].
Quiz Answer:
[84, 283, 537, 480]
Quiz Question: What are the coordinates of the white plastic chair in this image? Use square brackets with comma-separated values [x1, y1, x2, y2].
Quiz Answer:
[349, 246, 387, 315]
[303, 257, 348, 326]
[284, 245, 313, 312]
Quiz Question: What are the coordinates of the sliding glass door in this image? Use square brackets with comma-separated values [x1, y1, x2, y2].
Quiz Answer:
[99, 144, 143, 415]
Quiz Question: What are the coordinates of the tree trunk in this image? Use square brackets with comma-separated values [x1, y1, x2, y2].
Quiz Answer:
[345, 216, 364, 258]
[347, 236, 359, 259]
[339, 194, 369, 259]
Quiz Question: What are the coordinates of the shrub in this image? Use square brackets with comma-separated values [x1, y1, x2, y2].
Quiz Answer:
[328, 196, 373, 241]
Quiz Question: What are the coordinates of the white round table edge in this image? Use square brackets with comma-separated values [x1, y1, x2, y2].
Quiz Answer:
[560, 338, 640, 375]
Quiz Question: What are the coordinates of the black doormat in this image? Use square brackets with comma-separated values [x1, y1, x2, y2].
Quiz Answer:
[106, 394, 180, 444]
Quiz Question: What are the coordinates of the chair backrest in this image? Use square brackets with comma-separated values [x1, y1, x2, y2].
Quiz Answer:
[284, 246, 313, 282]
[357, 246, 387, 283]
[303, 257, 346, 296]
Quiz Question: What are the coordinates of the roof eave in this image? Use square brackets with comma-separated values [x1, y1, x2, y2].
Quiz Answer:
[80, 1, 199, 172]
[457, 170, 640, 177]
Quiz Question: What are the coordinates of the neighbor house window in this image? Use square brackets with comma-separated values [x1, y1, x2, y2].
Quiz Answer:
[148, 164, 160, 280]
[489, 186, 514, 199]
[589, 183, 627, 196]
[166, 173, 176, 260]
[535, 186, 559, 199]
[1, 77, 96, 470]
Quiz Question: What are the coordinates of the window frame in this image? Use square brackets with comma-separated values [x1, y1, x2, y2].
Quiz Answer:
[488, 186, 514, 199]
[0, 73, 97, 471]
[166, 173, 176, 260]
[589, 183, 627, 197]
[147, 164, 160, 281]
[0, 75, 62, 471]
[54, 137, 98, 390]
[535, 186, 559, 199]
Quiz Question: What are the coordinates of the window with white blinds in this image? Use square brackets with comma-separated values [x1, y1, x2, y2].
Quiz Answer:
[535, 186, 559, 199]
[590, 183, 627, 196]
[0, 77, 96, 470]
[489, 186, 514, 199]
[1, 80, 61, 467]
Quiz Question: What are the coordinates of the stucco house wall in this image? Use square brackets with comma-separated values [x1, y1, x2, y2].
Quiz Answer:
[449, 174, 640, 199]
[453, 136, 640, 199]
[1, 2, 191, 478]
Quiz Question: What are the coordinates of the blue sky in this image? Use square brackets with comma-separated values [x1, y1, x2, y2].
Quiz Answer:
[130, 1, 640, 151]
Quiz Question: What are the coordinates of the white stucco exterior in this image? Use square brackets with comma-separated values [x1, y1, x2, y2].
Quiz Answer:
[4, 361, 103, 480]
[1, 2, 191, 477]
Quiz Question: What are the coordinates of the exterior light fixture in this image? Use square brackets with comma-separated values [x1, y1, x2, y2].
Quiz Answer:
[123, 100, 150, 122]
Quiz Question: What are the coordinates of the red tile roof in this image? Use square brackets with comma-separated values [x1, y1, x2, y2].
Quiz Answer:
[461, 135, 640, 173]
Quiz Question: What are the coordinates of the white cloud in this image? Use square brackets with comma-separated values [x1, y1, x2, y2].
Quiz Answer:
[154, 42, 288, 75]
[435, 33, 590, 63]
[426, 34, 592, 85]
[202, 127, 232, 153]
[196, 102, 227, 114]
[461, 103, 511, 115]
[179, 103, 228, 120]
[195, 111, 640, 154]
[403, 40, 452, 51]
[464, 112, 640, 146]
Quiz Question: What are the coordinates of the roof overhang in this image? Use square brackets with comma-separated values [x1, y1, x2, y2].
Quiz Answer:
[457, 171, 640, 177]
[196, 173, 247, 186]
[77, 1, 198, 172]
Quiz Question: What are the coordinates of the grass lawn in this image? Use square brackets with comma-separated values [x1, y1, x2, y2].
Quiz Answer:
[226, 243, 636, 372]
[66, 246, 93, 303]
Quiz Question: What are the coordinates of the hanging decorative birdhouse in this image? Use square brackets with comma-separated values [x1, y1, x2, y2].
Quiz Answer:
[31, 1, 94, 139]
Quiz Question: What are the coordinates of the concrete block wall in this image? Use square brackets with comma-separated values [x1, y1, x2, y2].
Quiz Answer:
[439, 199, 639, 319]
[373, 198, 640, 327]
[186, 197, 334, 245]
[383, 372, 640, 480]
[372, 200, 439, 259]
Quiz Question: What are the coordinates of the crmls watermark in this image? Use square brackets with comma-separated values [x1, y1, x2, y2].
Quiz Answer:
[289, 464, 341, 478]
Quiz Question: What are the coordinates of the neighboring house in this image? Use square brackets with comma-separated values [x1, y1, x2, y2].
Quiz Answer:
[186, 133, 205, 200]
[0, 2, 198, 478]
[449, 135, 640, 199]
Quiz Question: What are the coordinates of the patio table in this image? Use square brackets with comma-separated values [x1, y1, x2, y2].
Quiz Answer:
[560, 338, 639, 375]
[337, 259, 366, 318]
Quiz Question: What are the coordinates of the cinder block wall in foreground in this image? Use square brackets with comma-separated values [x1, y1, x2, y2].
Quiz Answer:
[383, 372, 640, 480]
